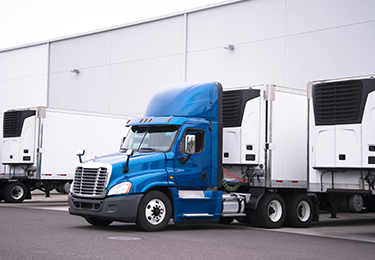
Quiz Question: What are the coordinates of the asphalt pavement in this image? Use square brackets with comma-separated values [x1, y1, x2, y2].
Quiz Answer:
[1, 190, 375, 244]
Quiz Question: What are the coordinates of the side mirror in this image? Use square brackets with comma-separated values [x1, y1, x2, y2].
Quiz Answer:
[123, 149, 134, 174]
[126, 149, 134, 156]
[185, 135, 196, 155]
[76, 149, 85, 163]
[180, 135, 195, 165]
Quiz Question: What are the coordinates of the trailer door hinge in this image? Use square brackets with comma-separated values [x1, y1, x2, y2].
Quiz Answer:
[265, 143, 276, 150]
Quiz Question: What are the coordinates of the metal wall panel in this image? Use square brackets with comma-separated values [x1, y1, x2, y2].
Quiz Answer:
[284, 21, 375, 89]
[49, 32, 111, 73]
[187, 0, 286, 52]
[186, 38, 285, 87]
[109, 55, 183, 116]
[285, 0, 375, 35]
[111, 16, 184, 64]
[0, 44, 48, 112]
[48, 32, 112, 113]
[186, 0, 375, 90]
[49, 66, 110, 113]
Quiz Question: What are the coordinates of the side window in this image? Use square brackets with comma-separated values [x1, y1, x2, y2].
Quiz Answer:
[179, 129, 205, 154]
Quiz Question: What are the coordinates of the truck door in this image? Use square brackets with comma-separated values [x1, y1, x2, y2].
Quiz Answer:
[174, 124, 211, 189]
[172, 123, 222, 222]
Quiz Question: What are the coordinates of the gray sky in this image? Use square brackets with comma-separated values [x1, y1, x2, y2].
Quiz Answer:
[0, 0, 226, 50]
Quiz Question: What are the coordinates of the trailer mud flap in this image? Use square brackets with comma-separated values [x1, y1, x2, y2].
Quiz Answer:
[170, 188, 222, 222]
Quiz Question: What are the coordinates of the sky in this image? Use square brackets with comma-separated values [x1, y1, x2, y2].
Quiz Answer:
[0, 0, 227, 50]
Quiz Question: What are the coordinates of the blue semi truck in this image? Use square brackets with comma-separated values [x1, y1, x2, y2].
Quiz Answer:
[68, 78, 375, 231]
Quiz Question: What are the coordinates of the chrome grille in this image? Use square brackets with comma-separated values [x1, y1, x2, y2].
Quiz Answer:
[72, 167, 108, 197]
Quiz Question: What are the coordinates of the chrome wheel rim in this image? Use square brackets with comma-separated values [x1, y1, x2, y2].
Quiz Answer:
[11, 185, 24, 200]
[145, 198, 166, 225]
[268, 200, 282, 222]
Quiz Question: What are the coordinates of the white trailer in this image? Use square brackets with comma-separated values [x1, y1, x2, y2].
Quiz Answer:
[221, 84, 312, 228]
[0, 107, 128, 202]
[308, 75, 375, 216]
[221, 78, 375, 228]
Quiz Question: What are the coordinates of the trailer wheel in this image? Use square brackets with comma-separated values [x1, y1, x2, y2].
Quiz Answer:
[62, 182, 71, 194]
[136, 191, 171, 232]
[85, 217, 113, 226]
[257, 193, 286, 228]
[2, 182, 28, 203]
[287, 193, 313, 228]
[348, 194, 364, 213]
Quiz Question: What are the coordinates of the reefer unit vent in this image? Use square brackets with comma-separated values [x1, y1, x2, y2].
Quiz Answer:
[312, 79, 375, 125]
[3, 110, 36, 138]
[223, 89, 260, 127]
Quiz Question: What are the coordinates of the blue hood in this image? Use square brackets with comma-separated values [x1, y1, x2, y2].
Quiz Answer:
[87, 151, 170, 193]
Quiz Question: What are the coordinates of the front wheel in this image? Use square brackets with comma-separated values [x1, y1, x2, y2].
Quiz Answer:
[136, 191, 171, 232]
[287, 193, 313, 228]
[2, 182, 28, 203]
[257, 192, 286, 228]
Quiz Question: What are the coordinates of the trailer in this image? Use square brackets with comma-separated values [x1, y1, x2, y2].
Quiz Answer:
[1, 107, 128, 203]
[68, 78, 375, 231]
[308, 75, 375, 216]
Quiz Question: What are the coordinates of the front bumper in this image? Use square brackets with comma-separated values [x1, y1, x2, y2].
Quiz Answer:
[68, 193, 143, 222]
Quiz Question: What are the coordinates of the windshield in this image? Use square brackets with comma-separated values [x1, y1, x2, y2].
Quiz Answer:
[121, 125, 178, 152]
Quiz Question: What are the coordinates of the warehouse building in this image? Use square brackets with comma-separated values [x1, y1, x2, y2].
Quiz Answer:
[0, 0, 374, 117]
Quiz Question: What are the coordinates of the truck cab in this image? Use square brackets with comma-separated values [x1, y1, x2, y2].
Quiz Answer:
[68, 82, 244, 231]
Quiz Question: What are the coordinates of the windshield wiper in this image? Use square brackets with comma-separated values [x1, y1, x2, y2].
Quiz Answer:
[139, 147, 156, 152]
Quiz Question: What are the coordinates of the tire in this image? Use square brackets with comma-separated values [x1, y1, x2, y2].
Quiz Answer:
[136, 191, 171, 232]
[287, 193, 313, 228]
[235, 215, 250, 224]
[248, 209, 260, 227]
[62, 182, 71, 194]
[257, 192, 286, 228]
[218, 217, 235, 224]
[348, 194, 363, 213]
[84, 217, 113, 226]
[2, 182, 28, 203]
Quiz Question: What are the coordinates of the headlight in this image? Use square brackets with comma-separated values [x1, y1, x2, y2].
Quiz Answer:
[108, 182, 132, 196]
[69, 182, 74, 194]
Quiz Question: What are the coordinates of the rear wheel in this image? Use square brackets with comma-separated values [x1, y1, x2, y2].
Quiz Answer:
[2, 182, 28, 203]
[287, 193, 313, 228]
[136, 191, 171, 232]
[84, 217, 113, 226]
[248, 209, 260, 227]
[218, 217, 235, 224]
[257, 193, 286, 228]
